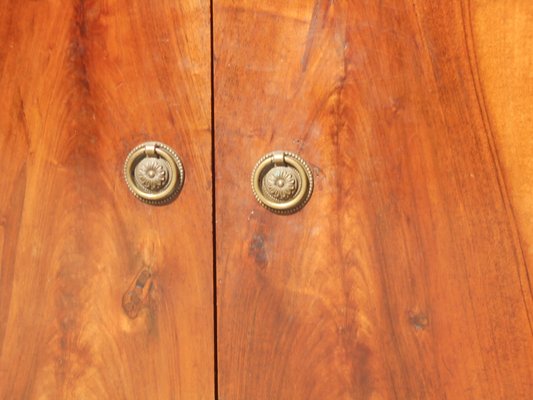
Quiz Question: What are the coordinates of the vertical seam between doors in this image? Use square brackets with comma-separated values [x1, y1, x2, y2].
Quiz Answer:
[210, 0, 219, 397]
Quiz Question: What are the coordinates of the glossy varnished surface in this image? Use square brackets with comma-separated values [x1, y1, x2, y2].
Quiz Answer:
[214, 1, 533, 398]
[0, 0, 213, 398]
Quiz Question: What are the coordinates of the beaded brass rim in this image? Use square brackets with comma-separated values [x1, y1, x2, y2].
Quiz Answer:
[124, 141, 184, 205]
[251, 151, 313, 214]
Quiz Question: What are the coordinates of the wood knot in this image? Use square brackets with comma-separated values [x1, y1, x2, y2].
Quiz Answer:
[408, 311, 429, 331]
[122, 269, 153, 319]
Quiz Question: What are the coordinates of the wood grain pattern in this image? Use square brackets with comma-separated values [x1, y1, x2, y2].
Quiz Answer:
[471, 0, 533, 277]
[0, 1, 213, 398]
[214, 0, 533, 398]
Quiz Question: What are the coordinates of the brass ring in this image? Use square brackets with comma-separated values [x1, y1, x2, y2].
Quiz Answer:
[251, 151, 313, 214]
[124, 141, 184, 204]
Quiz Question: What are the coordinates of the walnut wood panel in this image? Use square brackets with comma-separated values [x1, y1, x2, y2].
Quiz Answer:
[0, 1, 213, 399]
[214, 1, 533, 399]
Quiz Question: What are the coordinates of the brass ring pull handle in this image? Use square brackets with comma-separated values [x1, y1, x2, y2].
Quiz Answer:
[251, 151, 313, 214]
[124, 141, 184, 204]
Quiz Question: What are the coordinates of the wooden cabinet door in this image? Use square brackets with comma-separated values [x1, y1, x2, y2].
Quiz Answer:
[0, 1, 214, 398]
[2, 1, 532, 399]
[214, 1, 533, 399]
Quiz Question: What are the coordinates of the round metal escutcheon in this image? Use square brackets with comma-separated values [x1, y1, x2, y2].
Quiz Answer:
[124, 141, 184, 205]
[251, 151, 313, 214]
